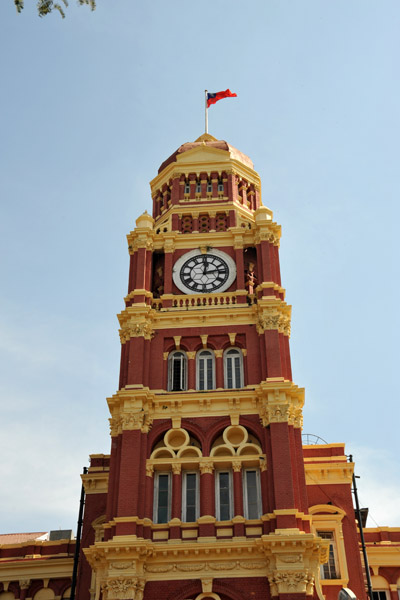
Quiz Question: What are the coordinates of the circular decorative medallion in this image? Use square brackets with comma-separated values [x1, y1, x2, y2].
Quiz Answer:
[173, 249, 237, 295]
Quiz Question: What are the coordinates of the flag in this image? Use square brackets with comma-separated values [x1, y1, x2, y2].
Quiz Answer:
[207, 89, 237, 108]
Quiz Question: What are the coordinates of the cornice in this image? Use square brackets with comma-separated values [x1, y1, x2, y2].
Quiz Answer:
[0, 556, 74, 582]
[366, 543, 400, 567]
[126, 211, 281, 253]
[82, 470, 109, 495]
[118, 297, 292, 343]
[84, 532, 328, 598]
[107, 381, 304, 435]
[304, 462, 354, 486]
[150, 156, 261, 194]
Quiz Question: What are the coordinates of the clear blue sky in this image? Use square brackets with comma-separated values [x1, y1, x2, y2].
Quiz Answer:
[0, 1, 399, 532]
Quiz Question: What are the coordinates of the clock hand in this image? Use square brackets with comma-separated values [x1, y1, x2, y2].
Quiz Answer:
[204, 269, 222, 275]
[202, 255, 208, 274]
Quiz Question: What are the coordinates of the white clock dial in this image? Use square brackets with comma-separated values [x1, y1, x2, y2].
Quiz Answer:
[173, 249, 237, 295]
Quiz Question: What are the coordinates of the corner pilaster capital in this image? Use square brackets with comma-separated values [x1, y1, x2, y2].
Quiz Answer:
[267, 570, 315, 597]
[256, 302, 291, 336]
[102, 576, 145, 600]
[119, 321, 155, 343]
[146, 464, 154, 478]
[200, 461, 214, 475]
[163, 234, 176, 253]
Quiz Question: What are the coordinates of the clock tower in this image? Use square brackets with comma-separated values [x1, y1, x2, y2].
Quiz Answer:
[77, 134, 366, 600]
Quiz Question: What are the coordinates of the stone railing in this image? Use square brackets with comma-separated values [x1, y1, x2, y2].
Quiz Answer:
[151, 292, 257, 311]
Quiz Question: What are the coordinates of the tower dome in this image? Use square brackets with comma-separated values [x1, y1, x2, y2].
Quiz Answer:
[158, 133, 254, 173]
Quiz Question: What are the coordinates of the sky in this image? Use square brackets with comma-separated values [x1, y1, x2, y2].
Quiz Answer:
[0, 1, 399, 533]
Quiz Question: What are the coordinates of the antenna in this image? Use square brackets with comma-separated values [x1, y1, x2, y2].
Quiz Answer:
[302, 433, 328, 445]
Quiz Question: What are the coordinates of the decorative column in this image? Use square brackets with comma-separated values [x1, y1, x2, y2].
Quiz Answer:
[232, 461, 245, 537]
[115, 428, 142, 535]
[18, 581, 31, 600]
[170, 464, 182, 539]
[199, 462, 216, 538]
[163, 236, 175, 300]
[187, 351, 196, 390]
[144, 464, 154, 519]
[227, 173, 238, 202]
[133, 247, 146, 291]
[209, 211, 216, 232]
[215, 349, 224, 389]
[192, 212, 199, 232]
[234, 236, 246, 303]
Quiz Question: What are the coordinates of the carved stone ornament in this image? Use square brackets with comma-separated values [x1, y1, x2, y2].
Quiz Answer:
[239, 560, 269, 570]
[267, 570, 314, 596]
[163, 238, 176, 254]
[109, 416, 122, 437]
[208, 561, 236, 571]
[172, 463, 182, 475]
[232, 460, 242, 472]
[103, 577, 145, 600]
[292, 407, 303, 428]
[200, 461, 214, 475]
[254, 230, 280, 247]
[19, 580, 31, 590]
[110, 561, 133, 570]
[109, 411, 153, 436]
[278, 554, 302, 564]
[121, 411, 153, 433]
[256, 314, 291, 336]
[145, 563, 174, 573]
[177, 562, 206, 572]
[269, 403, 290, 423]
[119, 321, 155, 343]
[146, 464, 154, 477]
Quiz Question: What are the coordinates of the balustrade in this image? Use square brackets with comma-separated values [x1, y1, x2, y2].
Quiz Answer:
[151, 292, 256, 311]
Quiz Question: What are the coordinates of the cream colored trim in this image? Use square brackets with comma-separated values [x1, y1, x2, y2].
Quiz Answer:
[0, 557, 73, 584]
[107, 381, 304, 433]
[305, 463, 354, 486]
[84, 531, 328, 594]
[310, 504, 349, 587]
[119, 297, 292, 342]
[82, 471, 109, 495]
[127, 212, 281, 254]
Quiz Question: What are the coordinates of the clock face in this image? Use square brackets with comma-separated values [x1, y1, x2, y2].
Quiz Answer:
[173, 249, 237, 295]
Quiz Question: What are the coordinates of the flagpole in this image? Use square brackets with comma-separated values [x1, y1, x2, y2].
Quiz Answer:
[204, 89, 208, 134]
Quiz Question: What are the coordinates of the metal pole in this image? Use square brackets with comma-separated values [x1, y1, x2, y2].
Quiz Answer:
[205, 89, 208, 134]
[70, 466, 88, 600]
[349, 455, 373, 600]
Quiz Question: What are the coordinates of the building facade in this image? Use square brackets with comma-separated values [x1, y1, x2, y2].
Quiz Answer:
[76, 134, 364, 600]
[1, 134, 399, 600]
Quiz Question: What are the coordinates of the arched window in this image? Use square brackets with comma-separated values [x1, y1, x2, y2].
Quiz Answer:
[153, 471, 171, 523]
[182, 471, 200, 522]
[224, 348, 244, 389]
[196, 349, 215, 391]
[168, 351, 187, 391]
[215, 470, 233, 520]
[243, 468, 262, 519]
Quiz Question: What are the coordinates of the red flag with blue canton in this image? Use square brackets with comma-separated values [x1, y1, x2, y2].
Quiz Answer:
[207, 89, 237, 108]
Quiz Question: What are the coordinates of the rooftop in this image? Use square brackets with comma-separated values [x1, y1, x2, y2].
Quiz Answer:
[158, 133, 254, 174]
